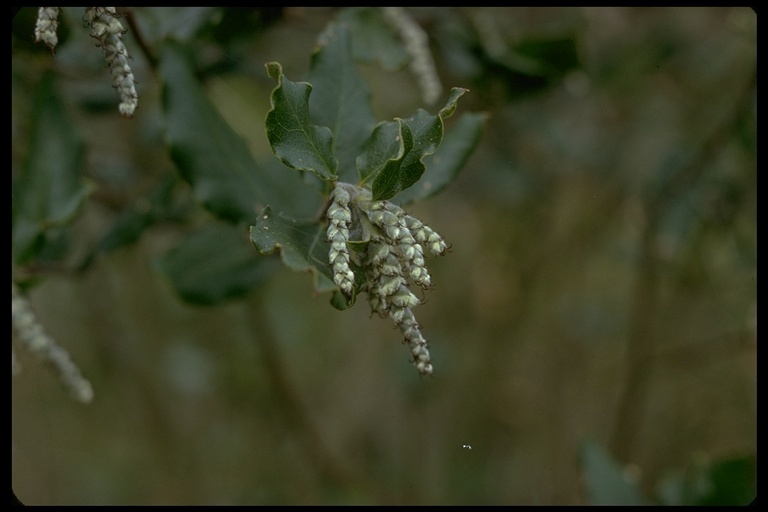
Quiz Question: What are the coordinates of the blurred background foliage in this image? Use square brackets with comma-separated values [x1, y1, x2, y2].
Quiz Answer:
[11, 7, 755, 505]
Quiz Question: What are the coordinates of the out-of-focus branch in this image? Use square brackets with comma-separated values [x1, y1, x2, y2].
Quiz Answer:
[121, 7, 158, 71]
[647, 70, 756, 226]
[609, 68, 756, 465]
[245, 293, 372, 498]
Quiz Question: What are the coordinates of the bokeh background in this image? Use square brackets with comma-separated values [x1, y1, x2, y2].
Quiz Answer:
[12, 7, 756, 505]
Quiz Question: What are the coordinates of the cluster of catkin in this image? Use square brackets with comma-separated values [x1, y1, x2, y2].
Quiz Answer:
[33, 7, 138, 117]
[327, 182, 448, 376]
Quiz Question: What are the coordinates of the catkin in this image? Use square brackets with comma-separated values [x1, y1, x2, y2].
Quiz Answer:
[12, 281, 94, 403]
[327, 184, 355, 295]
[34, 7, 60, 51]
[83, 7, 138, 117]
[327, 182, 447, 375]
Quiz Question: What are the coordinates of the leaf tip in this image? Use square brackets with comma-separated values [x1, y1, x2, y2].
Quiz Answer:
[265, 61, 283, 81]
[438, 87, 470, 119]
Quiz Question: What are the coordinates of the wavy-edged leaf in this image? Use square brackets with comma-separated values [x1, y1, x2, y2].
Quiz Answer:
[256, 156, 327, 221]
[161, 40, 265, 224]
[250, 207, 364, 310]
[357, 120, 408, 186]
[358, 87, 469, 201]
[204, 73, 327, 221]
[12, 72, 93, 264]
[308, 21, 377, 183]
[156, 222, 275, 306]
[438, 87, 470, 119]
[395, 111, 487, 205]
[250, 206, 336, 290]
[265, 62, 337, 180]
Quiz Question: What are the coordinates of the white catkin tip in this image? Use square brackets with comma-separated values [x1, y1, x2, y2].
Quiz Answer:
[72, 381, 95, 404]
[34, 7, 60, 50]
[12, 280, 94, 403]
[416, 360, 433, 375]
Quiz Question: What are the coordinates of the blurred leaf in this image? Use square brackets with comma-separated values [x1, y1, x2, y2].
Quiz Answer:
[308, 21, 377, 184]
[88, 210, 152, 263]
[192, 8, 286, 78]
[337, 7, 409, 69]
[250, 206, 337, 294]
[12, 72, 94, 264]
[160, 40, 266, 224]
[656, 466, 711, 506]
[358, 87, 469, 201]
[265, 61, 338, 181]
[396, 111, 488, 205]
[78, 174, 191, 271]
[478, 36, 580, 99]
[579, 439, 651, 505]
[514, 37, 580, 77]
[132, 7, 220, 45]
[156, 222, 274, 306]
[697, 456, 756, 506]
[201, 7, 284, 45]
[656, 454, 756, 506]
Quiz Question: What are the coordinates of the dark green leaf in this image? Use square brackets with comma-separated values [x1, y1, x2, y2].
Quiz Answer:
[265, 61, 338, 181]
[160, 40, 266, 224]
[256, 157, 326, 221]
[437, 87, 471, 119]
[656, 455, 756, 506]
[132, 7, 220, 45]
[200, 7, 284, 47]
[77, 174, 191, 272]
[478, 36, 581, 100]
[359, 87, 469, 201]
[85, 210, 152, 265]
[250, 207, 367, 310]
[369, 122, 414, 201]
[697, 456, 756, 506]
[250, 206, 337, 293]
[357, 120, 409, 186]
[156, 222, 274, 306]
[395, 111, 487, 205]
[12, 72, 93, 264]
[515, 36, 580, 78]
[308, 21, 377, 183]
